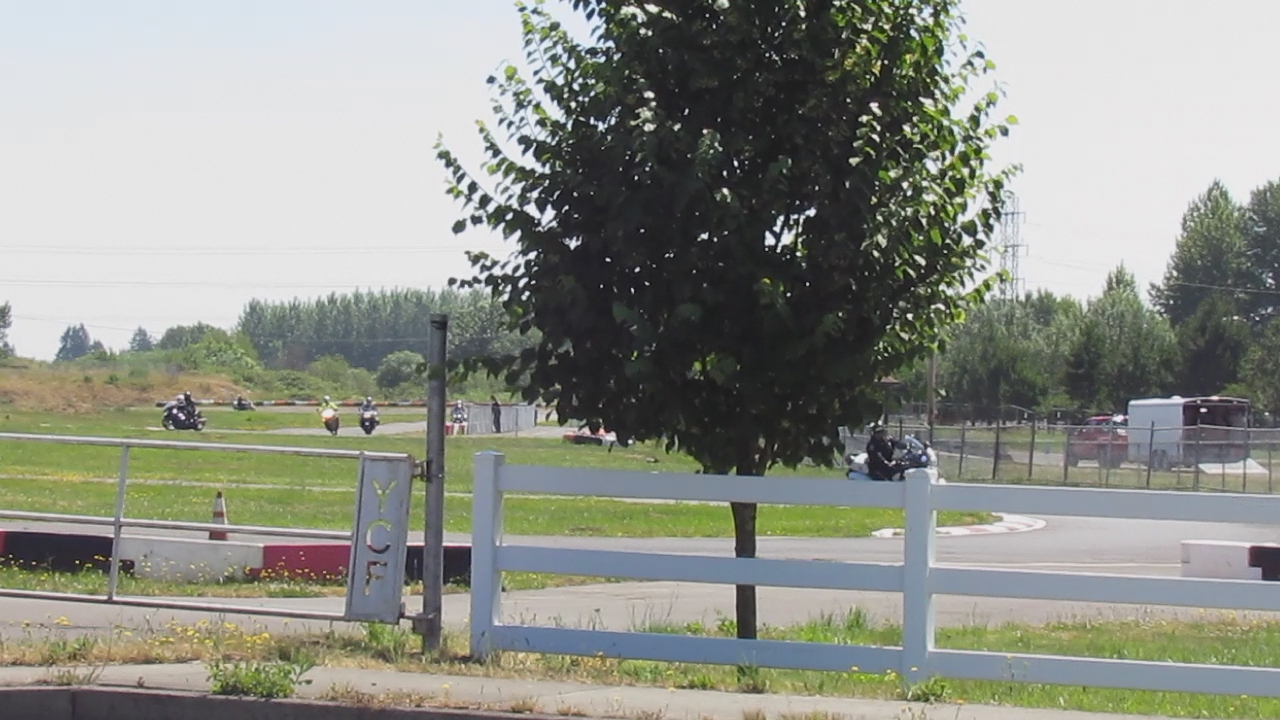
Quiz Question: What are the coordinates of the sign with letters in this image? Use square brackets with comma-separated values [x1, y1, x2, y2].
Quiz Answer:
[344, 455, 414, 623]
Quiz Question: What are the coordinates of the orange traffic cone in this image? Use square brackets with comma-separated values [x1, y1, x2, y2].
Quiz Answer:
[210, 491, 229, 541]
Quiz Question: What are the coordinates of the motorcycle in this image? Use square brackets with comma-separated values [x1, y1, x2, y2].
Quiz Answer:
[359, 409, 380, 436]
[232, 397, 255, 411]
[320, 407, 341, 436]
[161, 402, 207, 431]
[845, 434, 939, 482]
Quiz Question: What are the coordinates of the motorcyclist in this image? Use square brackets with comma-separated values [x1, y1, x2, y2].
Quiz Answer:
[233, 395, 252, 410]
[317, 395, 339, 415]
[180, 391, 198, 419]
[865, 423, 908, 481]
[450, 400, 468, 425]
[359, 396, 376, 413]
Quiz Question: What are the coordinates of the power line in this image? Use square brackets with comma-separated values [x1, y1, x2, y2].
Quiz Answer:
[1168, 280, 1280, 297]
[0, 245, 480, 256]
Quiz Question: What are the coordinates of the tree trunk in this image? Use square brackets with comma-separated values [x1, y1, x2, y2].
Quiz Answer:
[730, 500, 758, 640]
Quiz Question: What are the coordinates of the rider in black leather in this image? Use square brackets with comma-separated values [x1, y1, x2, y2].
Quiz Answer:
[865, 423, 906, 481]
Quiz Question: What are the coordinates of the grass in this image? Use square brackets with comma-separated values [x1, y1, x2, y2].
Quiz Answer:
[5, 613, 1280, 718]
[0, 409, 992, 539]
[0, 474, 986, 539]
[0, 564, 621, 597]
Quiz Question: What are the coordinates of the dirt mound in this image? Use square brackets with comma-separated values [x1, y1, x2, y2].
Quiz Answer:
[0, 363, 249, 413]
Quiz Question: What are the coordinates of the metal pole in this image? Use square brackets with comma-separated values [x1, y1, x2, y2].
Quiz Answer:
[420, 313, 448, 652]
[1028, 419, 1037, 481]
[1062, 425, 1070, 485]
[926, 353, 937, 447]
[1193, 430, 1201, 492]
[958, 424, 967, 480]
[1145, 422, 1155, 489]
[992, 420, 1001, 481]
[1269, 443, 1274, 494]
[107, 446, 130, 601]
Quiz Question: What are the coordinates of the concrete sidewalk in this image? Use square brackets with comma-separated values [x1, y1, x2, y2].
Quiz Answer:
[0, 663, 1176, 720]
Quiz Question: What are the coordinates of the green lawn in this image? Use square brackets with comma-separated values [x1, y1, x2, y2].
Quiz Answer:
[0, 409, 992, 540]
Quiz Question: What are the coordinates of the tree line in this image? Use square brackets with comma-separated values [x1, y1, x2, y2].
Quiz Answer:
[912, 179, 1280, 420]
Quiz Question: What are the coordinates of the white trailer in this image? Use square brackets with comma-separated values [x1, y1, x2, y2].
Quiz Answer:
[1126, 396, 1250, 469]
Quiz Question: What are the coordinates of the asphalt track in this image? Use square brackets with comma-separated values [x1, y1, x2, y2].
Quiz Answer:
[3, 515, 1278, 640]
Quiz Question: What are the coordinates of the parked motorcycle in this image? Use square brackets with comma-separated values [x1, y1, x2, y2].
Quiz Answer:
[161, 402, 207, 431]
[360, 409, 380, 436]
[321, 407, 341, 436]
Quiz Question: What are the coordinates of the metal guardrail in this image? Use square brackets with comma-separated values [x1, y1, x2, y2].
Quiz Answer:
[0, 432, 414, 623]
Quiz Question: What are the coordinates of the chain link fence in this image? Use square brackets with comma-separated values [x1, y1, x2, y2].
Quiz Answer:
[843, 421, 1280, 493]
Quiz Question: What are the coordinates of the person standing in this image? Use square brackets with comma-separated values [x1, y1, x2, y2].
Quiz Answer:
[490, 395, 502, 434]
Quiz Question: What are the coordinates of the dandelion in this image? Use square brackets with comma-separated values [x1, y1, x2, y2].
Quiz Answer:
[54, 616, 71, 627]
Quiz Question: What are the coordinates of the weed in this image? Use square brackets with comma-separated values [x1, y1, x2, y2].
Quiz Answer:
[508, 696, 540, 714]
[742, 710, 768, 720]
[557, 703, 588, 716]
[901, 676, 949, 703]
[363, 622, 414, 663]
[736, 665, 770, 694]
[207, 657, 314, 699]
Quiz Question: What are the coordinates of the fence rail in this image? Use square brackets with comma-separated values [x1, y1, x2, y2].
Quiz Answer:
[470, 451, 1280, 698]
[0, 432, 415, 623]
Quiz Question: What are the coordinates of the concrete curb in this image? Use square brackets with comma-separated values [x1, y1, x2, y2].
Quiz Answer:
[1181, 539, 1280, 580]
[871, 512, 1047, 539]
[0, 664, 1178, 720]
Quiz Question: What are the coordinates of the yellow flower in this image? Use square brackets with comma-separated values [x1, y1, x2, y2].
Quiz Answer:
[54, 616, 71, 627]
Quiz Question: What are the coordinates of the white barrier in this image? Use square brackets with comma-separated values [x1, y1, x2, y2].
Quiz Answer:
[471, 453, 1280, 697]
[118, 536, 263, 582]
[1181, 539, 1278, 580]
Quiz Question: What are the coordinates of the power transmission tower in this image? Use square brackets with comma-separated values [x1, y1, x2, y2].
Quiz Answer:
[995, 192, 1026, 300]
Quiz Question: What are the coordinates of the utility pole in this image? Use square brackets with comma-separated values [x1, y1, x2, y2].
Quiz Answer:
[419, 313, 448, 652]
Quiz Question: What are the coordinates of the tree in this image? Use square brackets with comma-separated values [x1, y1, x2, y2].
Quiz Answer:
[1244, 179, 1280, 322]
[1243, 317, 1280, 414]
[376, 350, 425, 391]
[936, 292, 1079, 419]
[55, 324, 94, 362]
[157, 323, 221, 351]
[1176, 292, 1250, 396]
[1066, 267, 1178, 411]
[439, 0, 1012, 638]
[0, 302, 12, 359]
[129, 327, 154, 352]
[1150, 181, 1249, 327]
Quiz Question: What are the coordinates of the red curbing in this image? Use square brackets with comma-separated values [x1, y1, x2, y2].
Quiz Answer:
[254, 543, 349, 581]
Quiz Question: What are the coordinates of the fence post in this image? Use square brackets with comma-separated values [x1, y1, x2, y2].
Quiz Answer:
[1145, 422, 1155, 489]
[1028, 420, 1037, 481]
[1269, 443, 1274, 494]
[902, 468, 936, 684]
[470, 451, 506, 661]
[992, 420, 1002, 481]
[107, 445, 131, 601]
[1194, 430, 1201, 491]
[958, 424, 967, 480]
[1062, 425, 1070, 485]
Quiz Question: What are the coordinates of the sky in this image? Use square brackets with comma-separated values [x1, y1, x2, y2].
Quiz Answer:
[4, 1, 1280, 360]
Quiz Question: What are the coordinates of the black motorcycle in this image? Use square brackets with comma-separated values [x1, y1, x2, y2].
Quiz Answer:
[232, 397, 255, 411]
[320, 408, 341, 436]
[359, 409, 380, 436]
[161, 402, 206, 431]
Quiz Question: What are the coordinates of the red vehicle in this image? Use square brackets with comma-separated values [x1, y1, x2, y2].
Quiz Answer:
[1066, 414, 1128, 468]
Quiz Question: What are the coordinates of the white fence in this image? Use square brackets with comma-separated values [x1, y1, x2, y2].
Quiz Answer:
[470, 451, 1280, 697]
